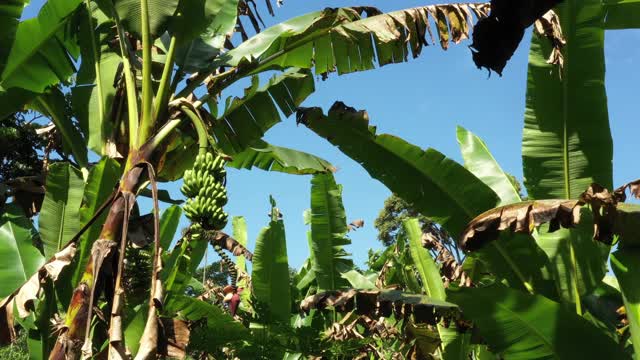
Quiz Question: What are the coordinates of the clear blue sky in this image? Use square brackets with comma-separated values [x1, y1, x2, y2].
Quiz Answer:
[22, 1, 640, 269]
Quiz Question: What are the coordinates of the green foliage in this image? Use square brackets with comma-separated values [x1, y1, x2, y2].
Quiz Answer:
[37, 162, 84, 258]
[448, 284, 629, 359]
[309, 173, 353, 292]
[252, 197, 291, 324]
[300, 102, 500, 240]
[0, 204, 44, 298]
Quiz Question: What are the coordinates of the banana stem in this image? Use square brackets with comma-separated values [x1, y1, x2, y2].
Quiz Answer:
[137, 0, 155, 147]
[154, 35, 177, 122]
[181, 106, 209, 156]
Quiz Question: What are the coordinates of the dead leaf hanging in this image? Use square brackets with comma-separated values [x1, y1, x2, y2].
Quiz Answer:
[301, 289, 460, 326]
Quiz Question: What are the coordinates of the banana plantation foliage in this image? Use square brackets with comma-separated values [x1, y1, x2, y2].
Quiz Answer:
[1, 0, 640, 358]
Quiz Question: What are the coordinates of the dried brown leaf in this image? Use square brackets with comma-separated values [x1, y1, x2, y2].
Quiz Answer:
[301, 290, 459, 326]
[202, 230, 254, 261]
[159, 318, 190, 359]
[615, 179, 640, 202]
[532, 10, 566, 71]
[460, 200, 582, 251]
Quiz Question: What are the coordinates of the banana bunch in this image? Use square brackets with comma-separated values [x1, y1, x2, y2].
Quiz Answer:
[181, 152, 228, 230]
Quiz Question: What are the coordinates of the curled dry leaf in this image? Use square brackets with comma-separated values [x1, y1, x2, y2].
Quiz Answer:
[533, 10, 566, 70]
[348, 219, 365, 231]
[201, 230, 254, 261]
[158, 318, 190, 359]
[461, 182, 640, 251]
[460, 199, 582, 251]
[0, 242, 77, 344]
[301, 289, 459, 326]
[614, 179, 640, 202]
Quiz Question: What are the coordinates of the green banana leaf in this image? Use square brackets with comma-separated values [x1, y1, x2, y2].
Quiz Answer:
[448, 284, 629, 359]
[405, 218, 469, 360]
[0, 0, 30, 74]
[221, 4, 490, 76]
[341, 270, 377, 290]
[172, 0, 239, 71]
[164, 295, 249, 351]
[309, 174, 353, 292]
[158, 205, 182, 251]
[0, 204, 45, 299]
[300, 102, 500, 240]
[72, 3, 121, 155]
[0, 0, 81, 92]
[38, 162, 85, 259]
[114, 0, 179, 37]
[213, 69, 314, 155]
[522, 0, 612, 304]
[252, 197, 291, 323]
[228, 140, 334, 175]
[456, 126, 558, 298]
[456, 126, 520, 205]
[611, 249, 640, 357]
[70, 157, 121, 286]
[603, 0, 640, 29]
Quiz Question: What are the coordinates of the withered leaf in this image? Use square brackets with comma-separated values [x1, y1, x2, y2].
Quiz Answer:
[461, 182, 640, 250]
[460, 200, 582, 251]
[158, 318, 190, 359]
[301, 289, 459, 326]
[0, 242, 77, 345]
[201, 230, 254, 260]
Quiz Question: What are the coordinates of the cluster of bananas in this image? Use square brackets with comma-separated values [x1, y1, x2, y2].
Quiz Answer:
[181, 151, 228, 230]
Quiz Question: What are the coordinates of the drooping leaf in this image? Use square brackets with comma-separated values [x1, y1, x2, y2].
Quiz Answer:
[38, 162, 85, 259]
[0, 0, 82, 93]
[251, 198, 291, 323]
[301, 289, 459, 326]
[114, 0, 180, 38]
[299, 101, 499, 240]
[456, 126, 557, 298]
[228, 140, 334, 175]
[460, 200, 582, 251]
[0, 242, 77, 343]
[211, 69, 315, 156]
[447, 284, 629, 359]
[309, 174, 353, 292]
[0, 204, 45, 299]
[172, 0, 239, 72]
[222, 4, 492, 76]
[0, 0, 30, 74]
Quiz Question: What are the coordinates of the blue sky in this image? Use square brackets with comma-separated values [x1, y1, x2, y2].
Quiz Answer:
[22, 1, 640, 269]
